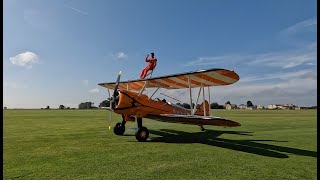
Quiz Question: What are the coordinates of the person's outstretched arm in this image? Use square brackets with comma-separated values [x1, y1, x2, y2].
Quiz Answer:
[145, 54, 150, 62]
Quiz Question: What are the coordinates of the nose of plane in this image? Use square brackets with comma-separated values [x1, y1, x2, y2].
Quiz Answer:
[115, 91, 134, 109]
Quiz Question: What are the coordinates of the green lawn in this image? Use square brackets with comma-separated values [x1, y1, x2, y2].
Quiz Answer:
[3, 109, 317, 179]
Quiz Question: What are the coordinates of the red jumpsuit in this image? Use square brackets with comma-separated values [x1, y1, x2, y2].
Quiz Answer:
[140, 56, 157, 79]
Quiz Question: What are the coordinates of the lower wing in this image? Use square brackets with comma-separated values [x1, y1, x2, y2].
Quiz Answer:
[145, 114, 241, 127]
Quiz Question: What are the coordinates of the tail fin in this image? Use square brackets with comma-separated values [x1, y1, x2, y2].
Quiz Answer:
[195, 100, 210, 116]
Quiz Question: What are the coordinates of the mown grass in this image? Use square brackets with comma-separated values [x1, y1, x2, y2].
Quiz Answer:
[3, 109, 317, 179]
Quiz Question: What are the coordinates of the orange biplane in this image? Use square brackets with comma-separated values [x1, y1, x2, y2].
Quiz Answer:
[98, 68, 241, 142]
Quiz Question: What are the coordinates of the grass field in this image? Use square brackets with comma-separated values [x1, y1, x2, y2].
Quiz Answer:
[3, 109, 317, 179]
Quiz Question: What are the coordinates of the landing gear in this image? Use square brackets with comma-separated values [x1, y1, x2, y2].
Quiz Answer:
[200, 125, 205, 131]
[113, 118, 126, 135]
[135, 127, 149, 142]
[135, 118, 149, 142]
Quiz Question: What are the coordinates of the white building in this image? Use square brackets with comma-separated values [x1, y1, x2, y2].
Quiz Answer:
[226, 104, 237, 110]
[238, 104, 246, 109]
[268, 104, 277, 109]
[257, 105, 264, 109]
[268, 104, 295, 110]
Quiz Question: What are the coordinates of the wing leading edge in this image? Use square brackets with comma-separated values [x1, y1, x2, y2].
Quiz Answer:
[145, 114, 241, 127]
[98, 68, 239, 91]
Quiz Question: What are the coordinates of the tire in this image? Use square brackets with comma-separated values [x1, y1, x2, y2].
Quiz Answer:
[135, 127, 149, 142]
[113, 122, 125, 135]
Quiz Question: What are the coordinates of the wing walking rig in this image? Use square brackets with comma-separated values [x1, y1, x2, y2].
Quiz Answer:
[98, 68, 240, 142]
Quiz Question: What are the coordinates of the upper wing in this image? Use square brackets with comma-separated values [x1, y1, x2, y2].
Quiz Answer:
[98, 68, 239, 91]
[145, 114, 241, 127]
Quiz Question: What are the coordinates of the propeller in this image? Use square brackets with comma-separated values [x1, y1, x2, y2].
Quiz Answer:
[108, 71, 122, 130]
[111, 71, 122, 109]
[108, 96, 112, 130]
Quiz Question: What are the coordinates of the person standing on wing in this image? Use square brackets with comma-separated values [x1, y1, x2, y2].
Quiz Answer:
[140, 52, 157, 79]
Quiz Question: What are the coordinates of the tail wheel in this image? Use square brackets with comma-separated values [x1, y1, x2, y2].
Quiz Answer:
[113, 122, 125, 135]
[135, 127, 149, 142]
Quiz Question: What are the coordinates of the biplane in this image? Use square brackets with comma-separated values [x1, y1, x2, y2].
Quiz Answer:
[98, 68, 241, 142]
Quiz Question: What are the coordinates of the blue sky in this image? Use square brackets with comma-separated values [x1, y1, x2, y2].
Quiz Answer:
[4, 0, 317, 108]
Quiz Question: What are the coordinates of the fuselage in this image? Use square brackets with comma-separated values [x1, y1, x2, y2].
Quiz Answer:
[114, 90, 191, 117]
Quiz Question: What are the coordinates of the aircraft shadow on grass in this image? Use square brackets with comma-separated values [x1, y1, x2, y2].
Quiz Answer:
[148, 129, 317, 159]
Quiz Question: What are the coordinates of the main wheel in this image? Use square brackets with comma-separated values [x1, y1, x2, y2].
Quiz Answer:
[135, 127, 149, 142]
[113, 122, 125, 135]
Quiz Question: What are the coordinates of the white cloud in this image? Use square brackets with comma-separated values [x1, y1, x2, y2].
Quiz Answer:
[241, 69, 317, 82]
[89, 88, 100, 93]
[249, 49, 316, 69]
[4, 81, 27, 89]
[64, 4, 88, 15]
[162, 76, 316, 107]
[112, 52, 128, 60]
[306, 62, 316, 66]
[281, 18, 317, 35]
[184, 55, 240, 66]
[10, 52, 39, 68]
[82, 80, 89, 86]
[184, 44, 316, 69]
[151, 67, 317, 107]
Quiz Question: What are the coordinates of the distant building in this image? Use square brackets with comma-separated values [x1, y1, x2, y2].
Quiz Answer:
[268, 104, 299, 110]
[268, 104, 277, 109]
[282, 104, 297, 110]
[238, 104, 246, 109]
[257, 105, 264, 110]
[246, 105, 257, 110]
[275, 104, 286, 110]
[226, 104, 237, 110]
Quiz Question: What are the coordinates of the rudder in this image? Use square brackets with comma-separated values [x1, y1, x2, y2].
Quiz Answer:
[195, 100, 210, 116]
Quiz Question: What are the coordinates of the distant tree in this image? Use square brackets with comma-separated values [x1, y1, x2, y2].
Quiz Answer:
[46, 106, 50, 109]
[99, 100, 110, 108]
[66, 107, 70, 109]
[210, 102, 219, 109]
[3, 107, 7, 110]
[59, 105, 65, 109]
[218, 105, 224, 109]
[86, 102, 92, 109]
[79, 102, 94, 109]
[247, 100, 253, 107]
[225, 101, 231, 105]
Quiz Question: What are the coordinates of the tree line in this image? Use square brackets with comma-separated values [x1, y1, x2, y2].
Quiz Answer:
[78, 100, 254, 109]
[53, 100, 254, 110]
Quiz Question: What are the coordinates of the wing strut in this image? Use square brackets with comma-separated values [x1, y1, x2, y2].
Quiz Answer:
[139, 70, 154, 96]
[149, 87, 160, 99]
[187, 76, 194, 115]
[193, 86, 203, 114]
[208, 86, 211, 116]
[202, 84, 206, 116]
[107, 88, 112, 130]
